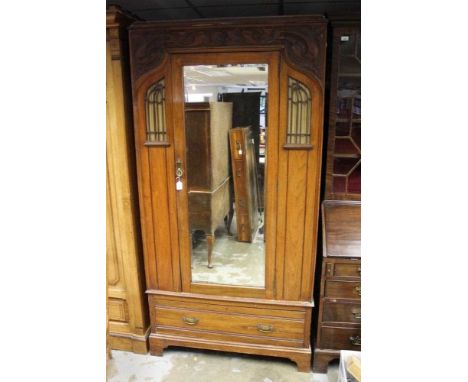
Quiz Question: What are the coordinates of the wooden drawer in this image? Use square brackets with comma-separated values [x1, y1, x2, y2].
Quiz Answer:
[333, 263, 360, 278]
[322, 301, 361, 324]
[324, 261, 361, 279]
[319, 326, 361, 350]
[324, 280, 361, 299]
[149, 295, 307, 348]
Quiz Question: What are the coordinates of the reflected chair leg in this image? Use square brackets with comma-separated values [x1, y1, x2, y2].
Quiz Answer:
[225, 211, 234, 236]
[206, 233, 214, 268]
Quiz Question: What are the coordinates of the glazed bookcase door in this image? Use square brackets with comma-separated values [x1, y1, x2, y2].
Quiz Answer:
[325, 27, 361, 200]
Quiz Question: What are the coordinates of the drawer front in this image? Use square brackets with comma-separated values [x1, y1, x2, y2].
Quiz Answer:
[324, 280, 361, 299]
[322, 301, 361, 324]
[155, 306, 304, 340]
[319, 326, 361, 350]
[333, 263, 361, 278]
[150, 296, 307, 347]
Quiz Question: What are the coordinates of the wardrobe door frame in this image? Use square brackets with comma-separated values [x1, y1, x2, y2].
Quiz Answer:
[170, 51, 280, 299]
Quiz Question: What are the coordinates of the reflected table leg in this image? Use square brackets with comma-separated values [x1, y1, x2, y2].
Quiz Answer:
[206, 232, 214, 268]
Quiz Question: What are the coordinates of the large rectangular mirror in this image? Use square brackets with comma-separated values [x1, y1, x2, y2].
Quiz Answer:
[183, 64, 268, 288]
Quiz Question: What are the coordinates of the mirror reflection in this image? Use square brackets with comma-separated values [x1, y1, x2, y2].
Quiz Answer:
[183, 64, 268, 287]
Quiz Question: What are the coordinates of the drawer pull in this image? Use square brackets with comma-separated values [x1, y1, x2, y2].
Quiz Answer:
[257, 324, 274, 333]
[349, 335, 361, 346]
[355, 285, 361, 296]
[351, 310, 361, 320]
[357, 266, 361, 274]
[182, 316, 199, 325]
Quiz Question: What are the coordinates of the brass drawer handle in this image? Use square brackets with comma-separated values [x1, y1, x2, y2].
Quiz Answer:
[357, 266, 361, 274]
[351, 310, 361, 320]
[349, 335, 361, 346]
[182, 316, 199, 325]
[257, 324, 274, 333]
[355, 285, 361, 296]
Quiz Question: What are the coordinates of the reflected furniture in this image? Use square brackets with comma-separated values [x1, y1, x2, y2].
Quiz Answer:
[129, 16, 327, 372]
[229, 126, 260, 242]
[221, 92, 261, 163]
[313, 22, 361, 372]
[185, 102, 234, 268]
[106, 5, 150, 353]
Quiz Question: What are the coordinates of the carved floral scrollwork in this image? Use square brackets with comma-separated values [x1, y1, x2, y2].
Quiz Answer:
[282, 28, 323, 79]
[130, 22, 326, 83]
[132, 31, 166, 78]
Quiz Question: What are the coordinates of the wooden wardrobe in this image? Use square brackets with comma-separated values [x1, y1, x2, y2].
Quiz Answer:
[128, 16, 327, 371]
[106, 5, 150, 353]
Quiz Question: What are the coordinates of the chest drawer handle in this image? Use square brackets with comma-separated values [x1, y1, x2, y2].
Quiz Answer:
[182, 316, 199, 325]
[357, 266, 361, 274]
[351, 310, 361, 320]
[257, 324, 274, 333]
[355, 285, 361, 296]
[349, 335, 361, 346]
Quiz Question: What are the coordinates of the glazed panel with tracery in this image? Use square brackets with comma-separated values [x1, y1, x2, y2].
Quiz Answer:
[285, 77, 312, 147]
[145, 78, 168, 144]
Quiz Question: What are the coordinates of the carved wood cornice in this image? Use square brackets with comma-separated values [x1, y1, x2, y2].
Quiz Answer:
[129, 16, 327, 85]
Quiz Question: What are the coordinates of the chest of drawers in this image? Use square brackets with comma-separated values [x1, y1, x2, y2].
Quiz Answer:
[313, 201, 361, 373]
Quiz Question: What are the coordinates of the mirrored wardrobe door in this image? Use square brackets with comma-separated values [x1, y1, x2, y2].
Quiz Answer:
[171, 52, 280, 296]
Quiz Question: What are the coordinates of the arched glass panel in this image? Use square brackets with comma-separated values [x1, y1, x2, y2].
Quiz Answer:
[287, 77, 311, 145]
[145, 78, 167, 143]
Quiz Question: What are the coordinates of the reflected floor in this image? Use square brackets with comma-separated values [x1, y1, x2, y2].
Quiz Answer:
[191, 214, 265, 287]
